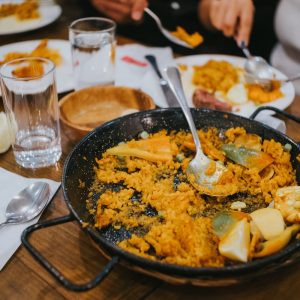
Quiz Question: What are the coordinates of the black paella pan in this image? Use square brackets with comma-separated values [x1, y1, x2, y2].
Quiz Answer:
[22, 106, 300, 291]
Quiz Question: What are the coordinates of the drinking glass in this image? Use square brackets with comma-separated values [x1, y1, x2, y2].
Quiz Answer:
[0, 57, 62, 168]
[69, 17, 116, 90]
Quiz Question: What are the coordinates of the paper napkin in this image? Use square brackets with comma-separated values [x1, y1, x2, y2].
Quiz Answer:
[254, 114, 286, 134]
[0, 167, 60, 271]
[115, 44, 174, 108]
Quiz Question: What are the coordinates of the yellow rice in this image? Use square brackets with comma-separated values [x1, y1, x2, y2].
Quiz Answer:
[88, 128, 296, 267]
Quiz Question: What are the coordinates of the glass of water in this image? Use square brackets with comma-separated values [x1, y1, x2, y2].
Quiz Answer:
[69, 17, 116, 90]
[0, 57, 62, 168]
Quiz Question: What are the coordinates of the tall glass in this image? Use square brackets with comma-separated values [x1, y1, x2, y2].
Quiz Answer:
[0, 57, 62, 168]
[69, 17, 116, 90]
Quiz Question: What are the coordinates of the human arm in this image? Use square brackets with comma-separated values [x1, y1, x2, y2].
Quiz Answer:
[198, 0, 255, 45]
[90, 0, 148, 23]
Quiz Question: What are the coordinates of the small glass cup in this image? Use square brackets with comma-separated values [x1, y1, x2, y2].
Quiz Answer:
[69, 17, 116, 90]
[0, 57, 62, 168]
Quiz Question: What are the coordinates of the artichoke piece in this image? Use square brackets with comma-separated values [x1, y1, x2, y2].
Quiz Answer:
[222, 144, 273, 171]
[250, 208, 285, 240]
[213, 211, 248, 238]
[254, 224, 300, 258]
[219, 218, 251, 263]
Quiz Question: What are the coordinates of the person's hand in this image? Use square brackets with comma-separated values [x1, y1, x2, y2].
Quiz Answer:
[199, 0, 255, 45]
[91, 0, 148, 23]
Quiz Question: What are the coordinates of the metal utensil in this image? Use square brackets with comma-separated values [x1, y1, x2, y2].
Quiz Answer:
[0, 182, 50, 228]
[241, 43, 300, 87]
[144, 8, 193, 49]
[240, 42, 275, 89]
[164, 67, 236, 196]
[145, 55, 178, 107]
[274, 74, 300, 85]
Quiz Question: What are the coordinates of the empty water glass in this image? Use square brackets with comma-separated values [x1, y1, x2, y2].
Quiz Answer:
[69, 17, 116, 90]
[0, 57, 62, 168]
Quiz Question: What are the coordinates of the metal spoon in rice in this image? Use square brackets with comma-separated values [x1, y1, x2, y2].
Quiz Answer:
[164, 66, 238, 197]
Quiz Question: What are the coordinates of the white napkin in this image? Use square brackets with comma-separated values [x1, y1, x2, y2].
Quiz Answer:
[254, 114, 286, 134]
[115, 44, 174, 108]
[0, 167, 60, 271]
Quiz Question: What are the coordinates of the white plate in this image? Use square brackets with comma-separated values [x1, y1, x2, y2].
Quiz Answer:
[0, 39, 74, 93]
[174, 54, 295, 117]
[0, 4, 62, 35]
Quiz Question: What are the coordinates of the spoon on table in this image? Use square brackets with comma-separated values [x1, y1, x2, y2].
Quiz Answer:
[144, 8, 193, 49]
[164, 67, 237, 196]
[0, 182, 50, 229]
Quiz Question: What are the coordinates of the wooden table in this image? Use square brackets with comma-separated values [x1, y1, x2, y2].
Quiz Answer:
[1, 1, 300, 299]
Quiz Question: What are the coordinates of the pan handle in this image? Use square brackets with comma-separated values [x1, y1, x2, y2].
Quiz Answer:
[21, 214, 119, 292]
[249, 106, 300, 123]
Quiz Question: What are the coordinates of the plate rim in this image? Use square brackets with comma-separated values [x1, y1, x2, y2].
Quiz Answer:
[0, 38, 74, 94]
[0, 4, 62, 35]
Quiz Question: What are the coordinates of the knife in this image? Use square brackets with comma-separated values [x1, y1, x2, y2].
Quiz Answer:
[145, 55, 179, 107]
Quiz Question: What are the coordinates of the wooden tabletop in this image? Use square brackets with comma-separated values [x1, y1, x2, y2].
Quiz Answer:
[1, 1, 300, 299]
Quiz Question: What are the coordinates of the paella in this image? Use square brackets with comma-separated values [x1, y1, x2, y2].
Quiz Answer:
[85, 126, 300, 267]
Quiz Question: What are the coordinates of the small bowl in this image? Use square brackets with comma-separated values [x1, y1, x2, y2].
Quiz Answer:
[59, 86, 156, 141]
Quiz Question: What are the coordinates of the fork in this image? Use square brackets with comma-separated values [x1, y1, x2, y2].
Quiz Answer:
[144, 8, 192, 49]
